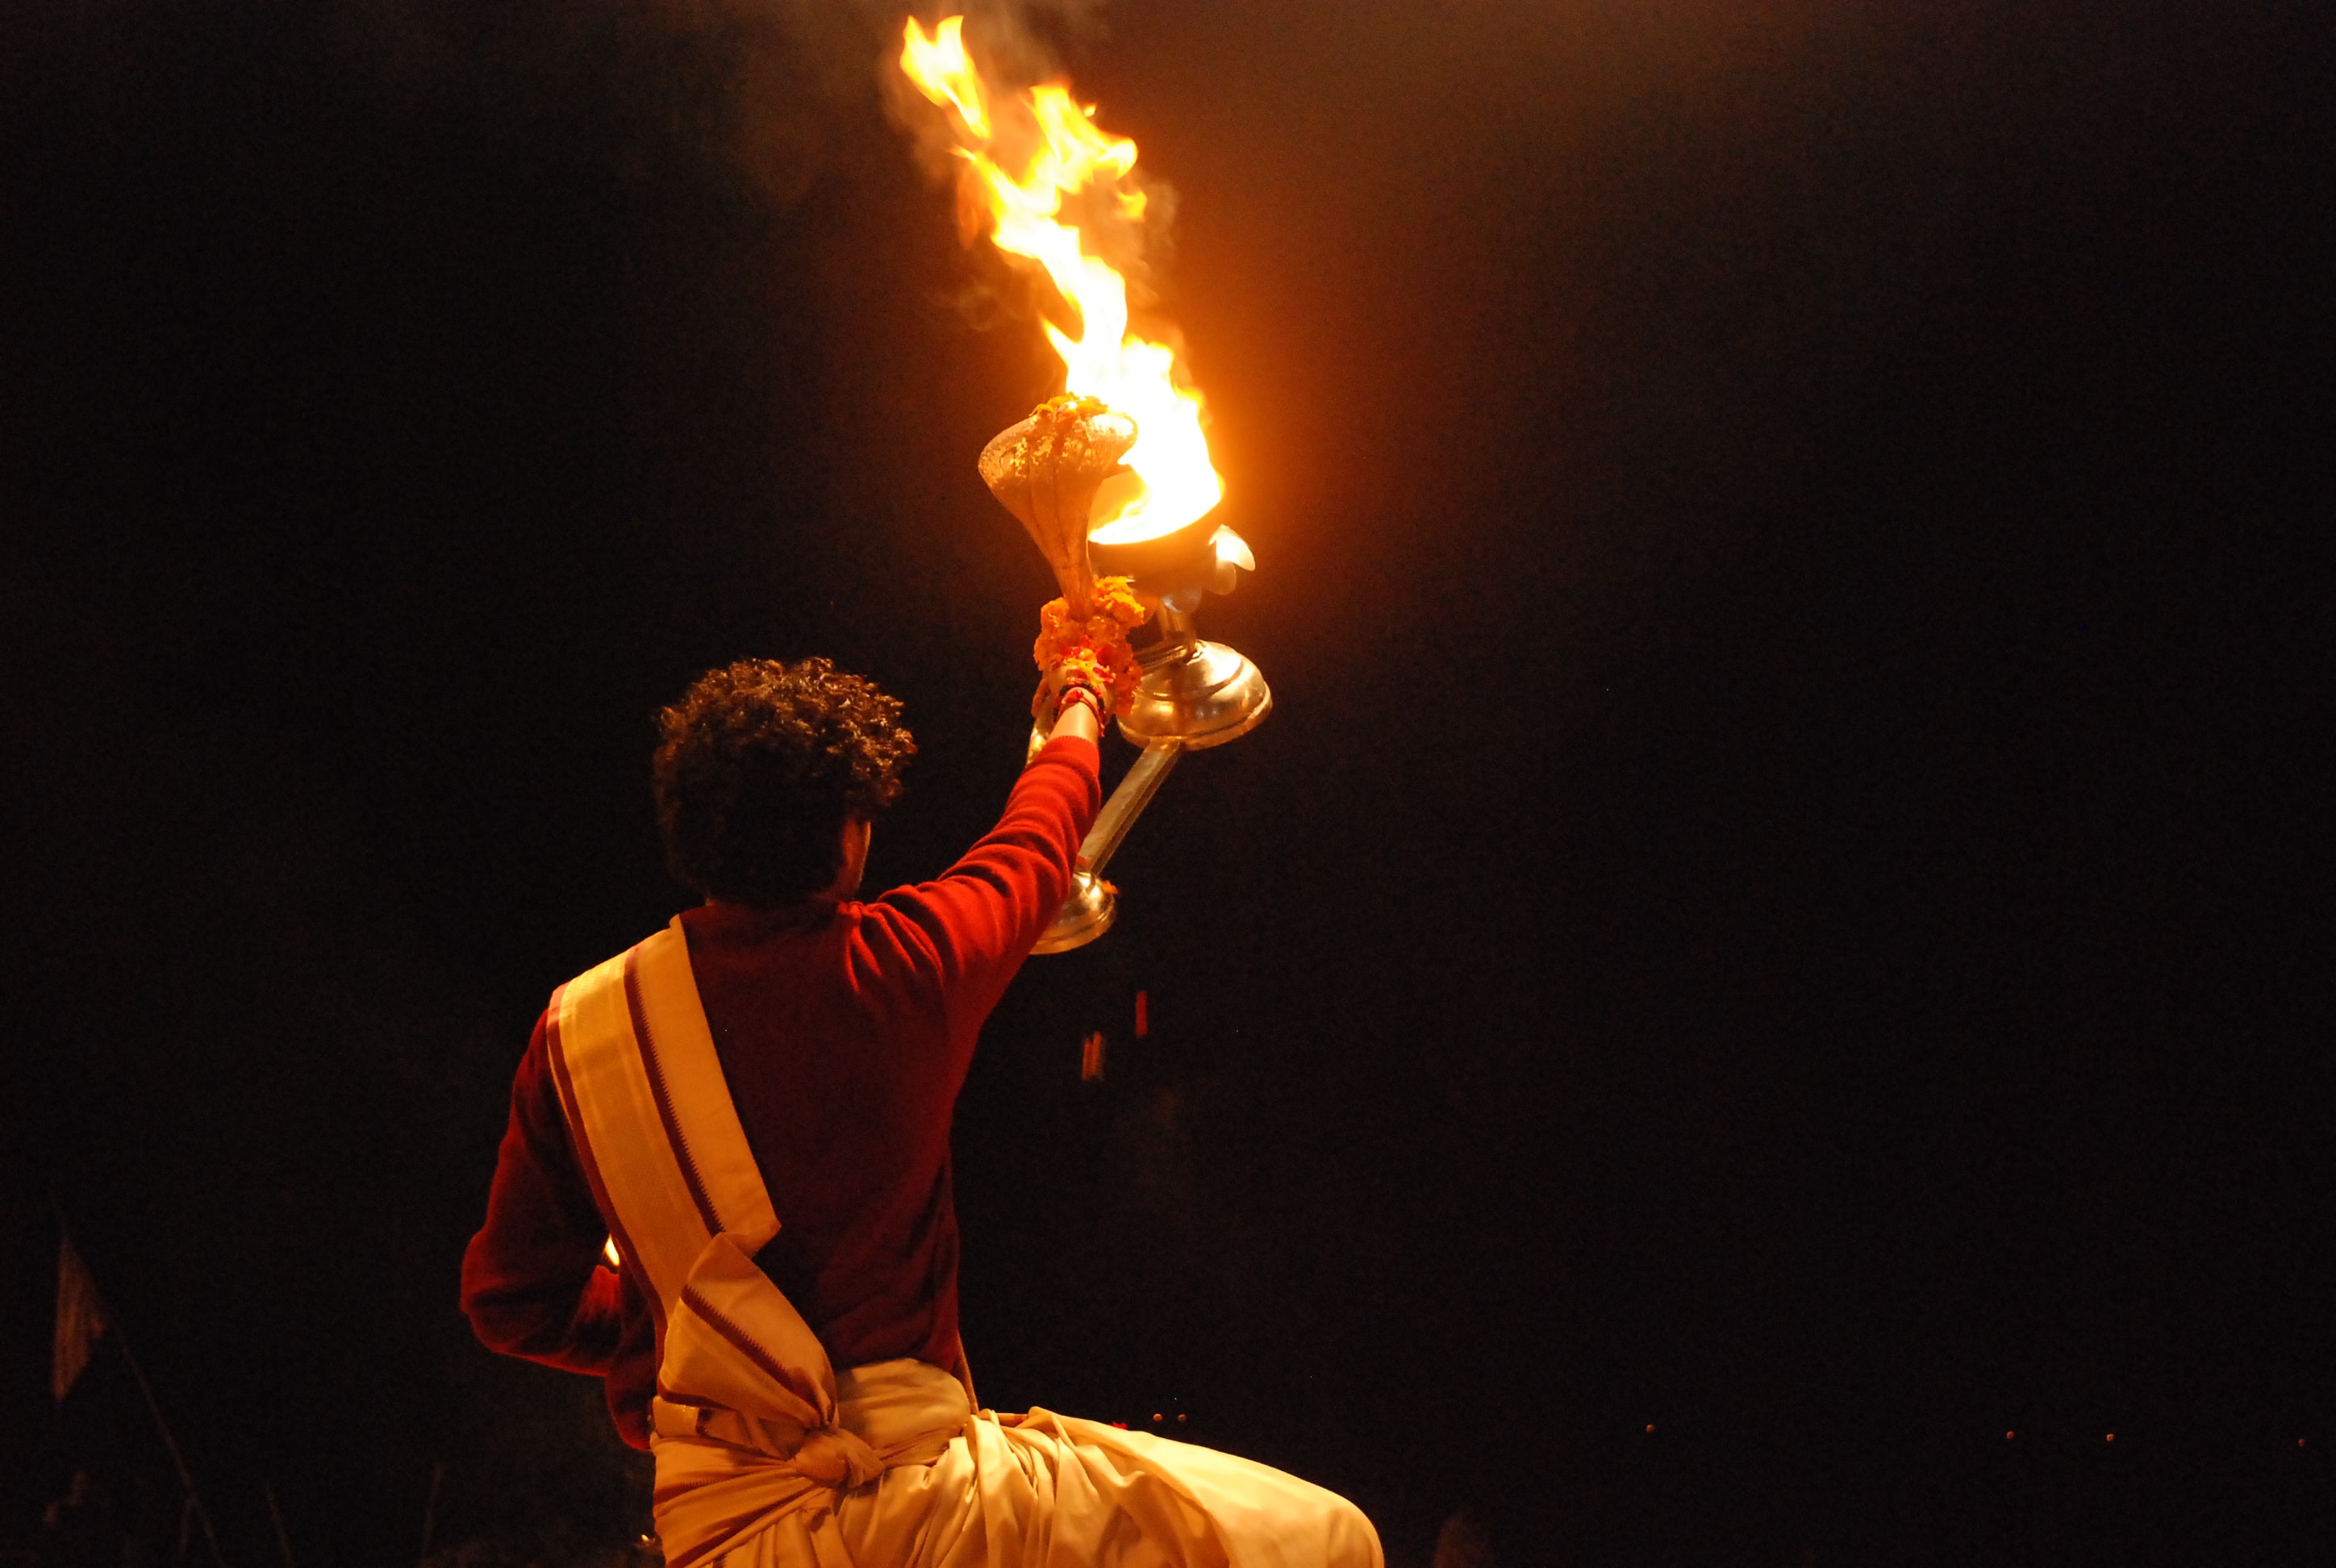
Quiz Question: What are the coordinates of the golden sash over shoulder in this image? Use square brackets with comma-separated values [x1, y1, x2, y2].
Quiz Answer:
[547, 918, 780, 1318]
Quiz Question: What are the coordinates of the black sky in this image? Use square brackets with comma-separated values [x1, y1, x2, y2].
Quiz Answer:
[2, 2, 2329, 1564]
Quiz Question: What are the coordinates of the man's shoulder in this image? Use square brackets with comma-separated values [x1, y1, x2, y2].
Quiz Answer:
[836, 892, 953, 981]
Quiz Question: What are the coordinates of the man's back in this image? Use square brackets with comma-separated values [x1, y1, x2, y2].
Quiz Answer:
[461, 732, 1099, 1445]
[685, 734, 1100, 1374]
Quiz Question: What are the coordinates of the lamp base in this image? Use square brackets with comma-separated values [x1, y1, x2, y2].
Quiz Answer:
[1032, 869, 1116, 953]
[1117, 638, 1272, 750]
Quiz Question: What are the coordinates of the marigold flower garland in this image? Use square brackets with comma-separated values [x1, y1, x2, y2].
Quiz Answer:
[1034, 574, 1146, 719]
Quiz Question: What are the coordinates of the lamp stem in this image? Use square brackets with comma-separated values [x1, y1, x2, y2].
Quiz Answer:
[1139, 602, 1200, 651]
[1078, 741, 1183, 878]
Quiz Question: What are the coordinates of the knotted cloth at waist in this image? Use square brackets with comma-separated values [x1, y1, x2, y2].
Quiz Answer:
[648, 1233, 970, 1568]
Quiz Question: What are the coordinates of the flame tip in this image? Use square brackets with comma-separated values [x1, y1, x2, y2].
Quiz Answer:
[899, 12, 1220, 540]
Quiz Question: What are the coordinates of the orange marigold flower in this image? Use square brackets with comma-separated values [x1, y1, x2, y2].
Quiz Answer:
[1032, 578, 1145, 718]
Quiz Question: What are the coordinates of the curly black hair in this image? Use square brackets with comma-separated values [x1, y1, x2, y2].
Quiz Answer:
[653, 658, 916, 906]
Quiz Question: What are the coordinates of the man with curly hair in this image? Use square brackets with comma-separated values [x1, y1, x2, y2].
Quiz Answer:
[462, 649, 1379, 1566]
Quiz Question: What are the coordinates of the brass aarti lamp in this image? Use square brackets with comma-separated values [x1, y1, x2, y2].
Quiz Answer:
[979, 400, 1270, 953]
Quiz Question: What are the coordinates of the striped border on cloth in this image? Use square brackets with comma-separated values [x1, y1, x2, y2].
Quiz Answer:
[549, 918, 780, 1323]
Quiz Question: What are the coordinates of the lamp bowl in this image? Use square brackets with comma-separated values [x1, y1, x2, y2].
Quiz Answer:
[1087, 511, 1220, 603]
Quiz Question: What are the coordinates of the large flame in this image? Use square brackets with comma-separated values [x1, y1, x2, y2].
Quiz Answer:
[900, 15, 1222, 544]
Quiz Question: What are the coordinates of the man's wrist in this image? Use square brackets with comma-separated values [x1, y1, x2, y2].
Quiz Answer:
[1057, 685, 1106, 724]
[1050, 688, 1105, 747]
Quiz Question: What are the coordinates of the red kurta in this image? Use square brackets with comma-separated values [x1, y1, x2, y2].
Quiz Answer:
[461, 734, 1102, 1448]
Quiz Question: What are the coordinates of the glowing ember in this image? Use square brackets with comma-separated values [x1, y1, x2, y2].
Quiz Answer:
[899, 15, 1224, 544]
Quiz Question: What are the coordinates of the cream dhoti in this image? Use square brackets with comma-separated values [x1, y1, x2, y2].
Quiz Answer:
[551, 921, 1381, 1568]
[653, 1238, 1374, 1567]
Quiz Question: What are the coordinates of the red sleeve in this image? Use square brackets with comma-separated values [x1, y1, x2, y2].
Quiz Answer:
[860, 732, 1103, 1031]
[460, 1013, 626, 1374]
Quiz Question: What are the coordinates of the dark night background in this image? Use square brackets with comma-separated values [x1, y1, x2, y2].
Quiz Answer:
[1, 0, 2328, 1563]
